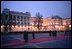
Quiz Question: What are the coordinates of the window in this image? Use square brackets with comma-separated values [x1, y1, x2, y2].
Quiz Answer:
[21, 16, 23, 21]
[24, 17, 26, 19]
[28, 23, 29, 25]
[5, 14, 8, 19]
[25, 22, 26, 25]
[24, 17, 26, 21]
[21, 22, 23, 25]
[17, 21, 20, 24]
[17, 16, 19, 21]
[13, 16, 16, 20]
[28, 17, 29, 21]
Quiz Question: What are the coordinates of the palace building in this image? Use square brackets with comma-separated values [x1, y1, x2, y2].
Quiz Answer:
[1, 9, 71, 32]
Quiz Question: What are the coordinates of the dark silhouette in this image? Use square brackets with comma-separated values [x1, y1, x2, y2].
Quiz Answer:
[64, 30, 67, 35]
[54, 31, 57, 37]
[49, 31, 52, 37]
[34, 12, 43, 31]
[32, 33, 35, 39]
[23, 32, 28, 43]
[69, 30, 71, 36]
[2, 9, 12, 32]
[52, 31, 57, 38]
[64, 26, 69, 36]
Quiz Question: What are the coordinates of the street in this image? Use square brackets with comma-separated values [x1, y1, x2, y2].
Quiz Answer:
[1, 32, 71, 48]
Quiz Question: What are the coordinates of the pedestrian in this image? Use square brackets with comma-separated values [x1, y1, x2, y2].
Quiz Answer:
[23, 32, 28, 43]
[49, 31, 51, 37]
[53, 31, 56, 39]
[52, 31, 54, 37]
[54, 31, 56, 36]
[64, 30, 67, 36]
[69, 30, 71, 36]
[32, 32, 35, 39]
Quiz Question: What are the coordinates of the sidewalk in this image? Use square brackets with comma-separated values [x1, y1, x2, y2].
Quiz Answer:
[1, 35, 71, 47]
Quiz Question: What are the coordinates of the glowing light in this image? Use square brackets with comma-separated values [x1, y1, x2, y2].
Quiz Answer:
[51, 23, 52, 25]
[29, 26, 31, 29]
[26, 26, 28, 28]
[62, 26, 64, 28]
[60, 26, 62, 28]
[12, 25, 14, 28]
[35, 27, 37, 28]
[42, 24, 43, 25]
[31, 22, 34, 25]
[69, 25, 71, 27]
[15, 25, 18, 28]
[48, 23, 49, 25]
[1, 25, 4, 32]
[1, 25, 3, 28]
[19, 25, 22, 28]
[55, 22, 58, 24]
[23, 26, 25, 28]
[50, 26, 52, 28]
[63, 23, 66, 25]
[55, 25, 58, 28]
[45, 24, 47, 26]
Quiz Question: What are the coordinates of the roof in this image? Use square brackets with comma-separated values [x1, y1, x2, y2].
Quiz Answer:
[51, 16, 62, 19]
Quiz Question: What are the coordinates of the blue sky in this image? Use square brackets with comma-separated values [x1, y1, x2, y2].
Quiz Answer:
[1, 1, 71, 18]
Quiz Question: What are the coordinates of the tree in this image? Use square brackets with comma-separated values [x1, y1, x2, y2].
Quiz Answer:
[3, 11, 12, 32]
[34, 12, 43, 31]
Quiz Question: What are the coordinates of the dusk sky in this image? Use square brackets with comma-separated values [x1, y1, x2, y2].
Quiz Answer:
[1, 1, 71, 18]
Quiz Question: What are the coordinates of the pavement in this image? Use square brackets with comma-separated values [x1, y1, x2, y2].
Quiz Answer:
[1, 33, 71, 48]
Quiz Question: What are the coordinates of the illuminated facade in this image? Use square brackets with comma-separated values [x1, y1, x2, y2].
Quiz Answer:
[1, 9, 71, 32]
[1, 9, 31, 32]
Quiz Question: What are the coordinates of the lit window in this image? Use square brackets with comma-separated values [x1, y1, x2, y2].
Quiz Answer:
[52, 23, 54, 24]
[1, 25, 4, 28]
[42, 27, 44, 29]
[63, 23, 66, 25]
[55, 22, 58, 24]
[42, 24, 43, 25]
[45, 24, 47, 26]
[26, 26, 28, 28]
[29, 26, 31, 28]
[50, 26, 52, 28]
[15, 25, 18, 28]
[61, 26, 63, 27]
[35, 27, 37, 28]
[55, 25, 58, 28]
[62, 26, 64, 28]
[51, 23, 52, 25]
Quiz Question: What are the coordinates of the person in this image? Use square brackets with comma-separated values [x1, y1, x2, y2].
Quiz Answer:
[64, 30, 67, 36]
[69, 30, 71, 36]
[54, 31, 57, 37]
[52, 31, 54, 37]
[32, 32, 35, 39]
[23, 32, 28, 43]
[52, 31, 57, 39]
[49, 31, 51, 37]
